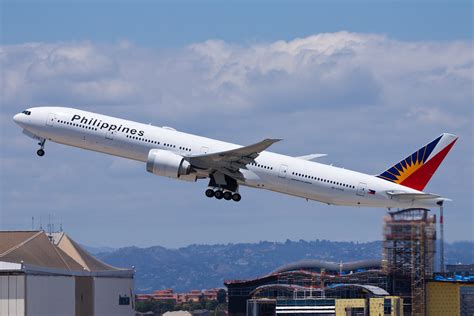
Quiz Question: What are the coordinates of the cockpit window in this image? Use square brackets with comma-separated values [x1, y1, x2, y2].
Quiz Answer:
[22, 110, 31, 115]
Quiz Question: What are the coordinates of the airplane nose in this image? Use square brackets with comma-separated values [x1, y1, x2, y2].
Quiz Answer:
[13, 113, 24, 126]
[13, 113, 21, 123]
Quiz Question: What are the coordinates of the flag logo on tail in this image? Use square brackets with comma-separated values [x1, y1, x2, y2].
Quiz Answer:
[377, 133, 458, 191]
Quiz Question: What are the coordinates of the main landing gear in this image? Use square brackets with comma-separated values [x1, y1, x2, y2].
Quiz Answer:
[205, 188, 242, 202]
[36, 139, 46, 157]
[205, 174, 241, 202]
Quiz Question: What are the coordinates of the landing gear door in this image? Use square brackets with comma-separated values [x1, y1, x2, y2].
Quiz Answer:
[278, 164, 288, 178]
[357, 182, 367, 196]
[46, 113, 56, 127]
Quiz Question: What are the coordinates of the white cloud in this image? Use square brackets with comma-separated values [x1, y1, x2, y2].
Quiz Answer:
[25, 42, 118, 82]
[406, 107, 470, 128]
[1, 32, 471, 119]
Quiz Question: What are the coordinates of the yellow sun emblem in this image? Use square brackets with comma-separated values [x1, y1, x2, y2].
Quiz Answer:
[385, 151, 425, 184]
[393, 159, 424, 183]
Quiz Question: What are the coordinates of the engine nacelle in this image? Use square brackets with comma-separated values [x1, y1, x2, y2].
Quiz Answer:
[146, 149, 196, 182]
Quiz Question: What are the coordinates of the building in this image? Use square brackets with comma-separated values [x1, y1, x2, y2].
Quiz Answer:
[246, 284, 403, 316]
[225, 207, 474, 316]
[136, 288, 222, 304]
[225, 259, 391, 316]
[426, 280, 474, 316]
[179, 290, 203, 303]
[136, 289, 179, 302]
[446, 264, 474, 277]
[202, 289, 219, 301]
[0, 230, 135, 316]
[336, 297, 402, 315]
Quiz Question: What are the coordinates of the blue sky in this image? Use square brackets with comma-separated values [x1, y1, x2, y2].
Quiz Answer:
[1, 0, 472, 247]
[3, 1, 472, 45]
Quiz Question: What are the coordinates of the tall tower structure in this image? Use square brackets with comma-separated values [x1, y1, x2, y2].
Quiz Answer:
[382, 208, 436, 316]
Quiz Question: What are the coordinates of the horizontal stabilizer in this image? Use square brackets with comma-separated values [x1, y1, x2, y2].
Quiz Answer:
[296, 154, 327, 161]
[386, 191, 442, 201]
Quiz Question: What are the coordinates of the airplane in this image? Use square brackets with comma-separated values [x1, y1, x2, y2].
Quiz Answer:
[13, 107, 458, 209]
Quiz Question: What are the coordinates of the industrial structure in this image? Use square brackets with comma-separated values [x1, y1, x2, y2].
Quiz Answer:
[247, 285, 402, 316]
[225, 207, 473, 316]
[0, 231, 135, 316]
[382, 208, 436, 315]
[225, 260, 398, 316]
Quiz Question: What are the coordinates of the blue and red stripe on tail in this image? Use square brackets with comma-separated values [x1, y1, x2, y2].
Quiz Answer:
[377, 133, 458, 191]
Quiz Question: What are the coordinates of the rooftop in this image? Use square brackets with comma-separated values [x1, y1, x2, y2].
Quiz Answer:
[0, 230, 133, 278]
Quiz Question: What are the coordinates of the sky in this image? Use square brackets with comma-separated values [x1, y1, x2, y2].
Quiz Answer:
[1, 0, 472, 248]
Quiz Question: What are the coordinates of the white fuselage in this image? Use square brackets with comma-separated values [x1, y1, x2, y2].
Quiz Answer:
[14, 107, 443, 209]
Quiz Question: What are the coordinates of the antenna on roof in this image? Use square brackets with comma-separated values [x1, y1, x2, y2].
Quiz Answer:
[48, 214, 52, 235]
[32, 216, 34, 230]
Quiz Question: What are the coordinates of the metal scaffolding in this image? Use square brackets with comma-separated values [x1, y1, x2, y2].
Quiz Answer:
[382, 208, 436, 316]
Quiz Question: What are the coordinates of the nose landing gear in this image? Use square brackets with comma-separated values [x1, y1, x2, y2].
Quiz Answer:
[36, 139, 46, 157]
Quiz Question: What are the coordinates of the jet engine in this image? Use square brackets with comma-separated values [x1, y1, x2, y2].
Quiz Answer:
[146, 149, 196, 182]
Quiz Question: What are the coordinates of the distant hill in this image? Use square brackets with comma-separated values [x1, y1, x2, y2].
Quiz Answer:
[95, 240, 473, 293]
[80, 244, 116, 255]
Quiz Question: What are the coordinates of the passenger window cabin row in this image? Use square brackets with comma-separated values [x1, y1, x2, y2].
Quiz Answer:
[292, 171, 356, 189]
[249, 162, 273, 170]
[58, 120, 98, 131]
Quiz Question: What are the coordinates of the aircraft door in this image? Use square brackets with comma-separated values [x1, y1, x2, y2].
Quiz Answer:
[45, 113, 56, 126]
[356, 182, 367, 196]
[278, 164, 288, 178]
[200, 146, 209, 154]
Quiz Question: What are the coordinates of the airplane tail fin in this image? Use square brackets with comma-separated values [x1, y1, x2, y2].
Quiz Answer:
[376, 133, 458, 191]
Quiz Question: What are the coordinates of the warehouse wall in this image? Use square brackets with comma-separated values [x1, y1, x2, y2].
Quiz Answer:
[426, 281, 461, 316]
[26, 275, 74, 316]
[0, 275, 25, 316]
[335, 299, 367, 315]
[75, 276, 93, 316]
[94, 277, 134, 316]
[426, 282, 474, 316]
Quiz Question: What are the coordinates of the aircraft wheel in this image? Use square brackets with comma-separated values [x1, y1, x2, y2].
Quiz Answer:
[214, 190, 224, 200]
[232, 193, 241, 202]
[36, 149, 45, 157]
[205, 189, 215, 198]
[223, 191, 232, 200]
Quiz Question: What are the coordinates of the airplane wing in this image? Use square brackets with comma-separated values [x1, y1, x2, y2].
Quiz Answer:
[386, 191, 443, 201]
[296, 154, 327, 161]
[186, 138, 281, 181]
